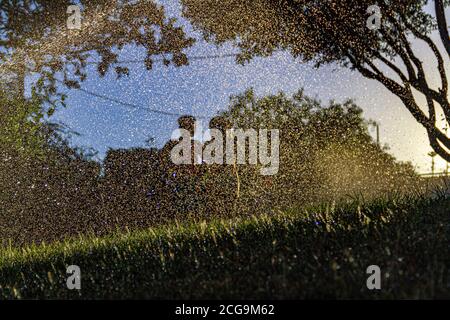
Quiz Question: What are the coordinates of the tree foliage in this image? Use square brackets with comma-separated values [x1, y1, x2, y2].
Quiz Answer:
[0, 0, 194, 106]
[218, 89, 418, 209]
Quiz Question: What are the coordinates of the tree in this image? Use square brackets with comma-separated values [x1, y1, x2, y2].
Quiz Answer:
[0, 89, 105, 245]
[213, 88, 418, 209]
[0, 0, 194, 108]
[181, 0, 450, 161]
[0, 90, 46, 157]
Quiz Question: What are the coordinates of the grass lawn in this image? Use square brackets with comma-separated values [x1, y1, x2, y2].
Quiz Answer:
[1, 194, 449, 299]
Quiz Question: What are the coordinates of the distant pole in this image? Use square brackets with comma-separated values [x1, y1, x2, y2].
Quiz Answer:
[369, 121, 380, 147]
[447, 159, 449, 176]
[428, 151, 437, 177]
[376, 123, 380, 147]
[445, 126, 449, 176]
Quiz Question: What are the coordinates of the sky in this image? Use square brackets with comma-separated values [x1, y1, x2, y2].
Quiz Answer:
[39, 1, 450, 173]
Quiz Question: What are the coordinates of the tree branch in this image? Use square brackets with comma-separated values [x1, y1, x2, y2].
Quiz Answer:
[435, 0, 450, 58]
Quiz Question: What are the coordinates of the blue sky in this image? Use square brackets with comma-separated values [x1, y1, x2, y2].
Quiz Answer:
[40, 1, 450, 173]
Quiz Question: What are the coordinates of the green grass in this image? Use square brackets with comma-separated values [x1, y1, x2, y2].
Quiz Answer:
[1, 194, 449, 299]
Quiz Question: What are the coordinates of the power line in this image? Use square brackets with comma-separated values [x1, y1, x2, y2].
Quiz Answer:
[84, 53, 239, 65]
[56, 78, 209, 118]
[55, 53, 240, 119]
